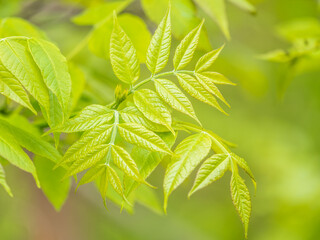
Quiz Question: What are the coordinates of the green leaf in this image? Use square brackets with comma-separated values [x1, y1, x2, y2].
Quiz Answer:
[72, 1, 131, 25]
[195, 45, 224, 72]
[229, 0, 256, 14]
[110, 13, 140, 84]
[163, 132, 211, 211]
[230, 153, 256, 190]
[111, 144, 142, 182]
[195, 73, 230, 107]
[197, 72, 235, 85]
[118, 122, 172, 155]
[106, 165, 124, 198]
[34, 156, 71, 211]
[0, 127, 39, 187]
[124, 132, 176, 196]
[154, 78, 200, 124]
[133, 89, 174, 133]
[57, 124, 113, 167]
[0, 17, 47, 39]
[28, 38, 72, 116]
[0, 38, 50, 111]
[120, 106, 168, 132]
[0, 117, 61, 163]
[173, 20, 204, 70]
[49, 105, 113, 133]
[189, 153, 231, 196]
[0, 58, 36, 114]
[230, 163, 251, 238]
[194, 0, 230, 39]
[77, 164, 105, 187]
[176, 73, 226, 114]
[0, 163, 13, 197]
[135, 184, 162, 214]
[146, 7, 171, 74]
[99, 166, 108, 202]
[89, 14, 151, 63]
[64, 144, 109, 177]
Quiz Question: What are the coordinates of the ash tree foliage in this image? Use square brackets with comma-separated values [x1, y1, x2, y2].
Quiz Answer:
[0, 3, 256, 239]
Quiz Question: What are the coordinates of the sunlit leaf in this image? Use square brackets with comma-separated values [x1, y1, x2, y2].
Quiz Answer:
[0, 163, 12, 197]
[163, 132, 211, 211]
[230, 153, 256, 189]
[195, 45, 224, 72]
[173, 20, 204, 70]
[146, 7, 171, 74]
[197, 72, 235, 85]
[154, 78, 200, 124]
[110, 13, 140, 84]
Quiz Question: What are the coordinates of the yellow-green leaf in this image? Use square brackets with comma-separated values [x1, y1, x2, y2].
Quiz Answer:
[176, 73, 226, 114]
[106, 165, 124, 197]
[173, 20, 204, 70]
[189, 153, 231, 197]
[197, 71, 235, 85]
[133, 89, 174, 133]
[110, 13, 140, 84]
[146, 7, 171, 74]
[163, 132, 211, 211]
[231, 153, 256, 190]
[195, 45, 224, 72]
[118, 122, 172, 154]
[0, 163, 12, 197]
[154, 78, 200, 124]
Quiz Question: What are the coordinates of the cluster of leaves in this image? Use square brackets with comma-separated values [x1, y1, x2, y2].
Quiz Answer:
[260, 17, 320, 95]
[0, 3, 256, 239]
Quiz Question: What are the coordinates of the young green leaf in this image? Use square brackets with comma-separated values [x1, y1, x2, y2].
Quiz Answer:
[195, 73, 230, 107]
[120, 106, 168, 132]
[56, 124, 113, 168]
[34, 156, 71, 211]
[146, 7, 171, 74]
[230, 153, 256, 190]
[0, 59, 36, 114]
[49, 105, 113, 133]
[106, 165, 124, 198]
[197, 72, 235, 85]
[176, 73, 226, 114]
[173, 20, 204, 70]
[189, 153, 231, 197]
[99, 166, 108, 204]
[195, 45, 224, 72]
[229, 0, 256, 14]
[0, 117, 61, 163]
[133, 89, 174, 133]
[111, 144, 142, 182]
[118, 122, 172, 155]
[28, 38, 71, 116]
[0, 163, 13, 197]
[154, 78, 200, 124]
[163, 132, 211, 211]
[0, 128, 39, 187]
[77, 164, 105, 188]
[231, 164, 251, 238]
[64, 144, 109, 178]
[110, 13, 140, 84]
[0, 38, 50, 112]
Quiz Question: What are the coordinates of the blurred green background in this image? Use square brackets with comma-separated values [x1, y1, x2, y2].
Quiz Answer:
[1, 0, 320, 239]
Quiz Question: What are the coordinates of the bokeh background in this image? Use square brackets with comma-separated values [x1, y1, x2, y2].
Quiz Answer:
[0, 0, 320, 239]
